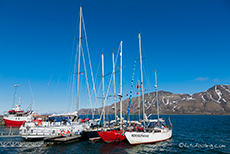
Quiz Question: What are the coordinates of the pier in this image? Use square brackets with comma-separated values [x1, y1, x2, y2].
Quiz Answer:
[44, 134, 85, 145]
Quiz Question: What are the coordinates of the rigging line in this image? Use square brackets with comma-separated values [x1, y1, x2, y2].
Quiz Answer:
[51, 44, 72, 111]
[126, 60, 137, 125]
[96, 80, 102, 109]
[28, 81, 36, 113]
[82, 14, 98, 114]
[142, 43, 153, 92]
[66, 74, 73, 112]
[143, 64, 151, 93]
[72, 37, 79, 112]
[94, 56, 101, 108]
[99, 43, 121, 119]
[95, 57, 101, 82]
[81, 44, 93, 118]
[104, 42, 121, 105]
[65, 37, 78, 113]
[66, 9, 81, 113]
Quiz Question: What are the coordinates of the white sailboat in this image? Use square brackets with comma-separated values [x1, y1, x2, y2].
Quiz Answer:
[19, 112, 91, 139]
[125, 33, 172, 145]
[19, 6, 94, 140]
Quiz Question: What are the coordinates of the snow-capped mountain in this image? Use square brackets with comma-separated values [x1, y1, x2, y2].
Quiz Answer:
[79, 85, 230, 115]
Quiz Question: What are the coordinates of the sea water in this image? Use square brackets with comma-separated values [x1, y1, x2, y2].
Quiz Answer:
[0, 115, 229, 154]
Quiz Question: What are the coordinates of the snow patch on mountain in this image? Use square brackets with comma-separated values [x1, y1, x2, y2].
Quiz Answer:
[181, 96, 196, 101]
[221, 85, 230, 93]
[201, 95, 206, 102]
[210, 94, 221, 104]
[162, 97, 169, 105]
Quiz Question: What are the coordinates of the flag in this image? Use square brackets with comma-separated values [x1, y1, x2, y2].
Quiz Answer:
[80, 72, 83, 75]
[137, 85, 141, 88]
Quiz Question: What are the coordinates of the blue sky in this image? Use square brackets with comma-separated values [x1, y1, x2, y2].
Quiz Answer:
[0, 0, 230, 114]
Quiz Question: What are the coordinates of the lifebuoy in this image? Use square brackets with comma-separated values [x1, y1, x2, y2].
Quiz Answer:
[60, 130, 65, 136]
[38, 121, 42, 126]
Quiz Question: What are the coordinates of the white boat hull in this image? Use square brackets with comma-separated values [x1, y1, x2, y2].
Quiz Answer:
[20, 122, 89, 140]
[125, 129, 172, 145]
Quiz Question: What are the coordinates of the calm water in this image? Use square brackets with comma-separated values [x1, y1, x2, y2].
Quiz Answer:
[0, 115, 229, 154]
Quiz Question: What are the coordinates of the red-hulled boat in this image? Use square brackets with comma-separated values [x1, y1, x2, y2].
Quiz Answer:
[97, 129, 126, 143]
[3, 84, 34, 127]
[3, 104, 33, 127]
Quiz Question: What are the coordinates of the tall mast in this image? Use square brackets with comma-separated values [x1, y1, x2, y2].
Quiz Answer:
[138, 80, 141, 121]
[112, 52, 117, 124]
[138, 33, 145, 126]
[102, 53, 105, 127]
[154, 70, 160, 121]
[12, 84, 19, 108]
[119, 41, 123, 129]
[76, 6, 82, 112]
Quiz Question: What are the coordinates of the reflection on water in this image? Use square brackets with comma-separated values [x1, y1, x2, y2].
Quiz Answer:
[126, 139, 177, 154]
[0, 115, 230, 154]
[98, 142, 131, 154]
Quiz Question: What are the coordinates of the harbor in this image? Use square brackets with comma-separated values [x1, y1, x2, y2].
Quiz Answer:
[0, 0, 230, 153]
[0, 115, 229, 153]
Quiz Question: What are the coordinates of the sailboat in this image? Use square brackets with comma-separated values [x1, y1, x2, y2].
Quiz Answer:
[84, 50, 124, 142]
[84, 53, 107, 142]
[97, 41, 127, 143]
[125, 33, 172, 145]
[19, 6, 94, 140]
[3, 84, 34, 127]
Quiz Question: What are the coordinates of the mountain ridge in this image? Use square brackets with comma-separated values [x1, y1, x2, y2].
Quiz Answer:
[79, 85, 230, 115]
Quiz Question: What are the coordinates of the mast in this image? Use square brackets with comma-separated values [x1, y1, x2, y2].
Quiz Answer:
[102, 53, 105, 127]
[138, 80, 141, 121]
[119, 41, 123, 129]
[138, 33, 145, 126]
[154, 70, 160, 121]
[112, 52, 117, 124]
[12, 84, 19, 108]
[76, 6, 82, 112]
[18, 95, 22, 105]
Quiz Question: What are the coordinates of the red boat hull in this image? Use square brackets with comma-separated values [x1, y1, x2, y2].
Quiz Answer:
[3, 119, 25, 127]
[98, 129, 126, 143]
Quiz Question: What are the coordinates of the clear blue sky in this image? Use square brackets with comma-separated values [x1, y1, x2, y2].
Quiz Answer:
[0, 0, 230, 114]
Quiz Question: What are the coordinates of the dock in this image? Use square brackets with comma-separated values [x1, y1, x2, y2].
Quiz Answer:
[44, 134, 85, 145]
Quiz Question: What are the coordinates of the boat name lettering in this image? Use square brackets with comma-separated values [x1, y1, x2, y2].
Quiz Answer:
[131, 134, 149, 137]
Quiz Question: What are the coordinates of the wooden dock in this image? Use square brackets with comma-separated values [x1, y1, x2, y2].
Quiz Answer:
[44, 134, 85, 145]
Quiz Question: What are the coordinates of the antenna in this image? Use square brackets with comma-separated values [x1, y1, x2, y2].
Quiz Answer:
[154, 70, 160, 122]
[12, 84, 19, 108]
[28, 81, 34, 111]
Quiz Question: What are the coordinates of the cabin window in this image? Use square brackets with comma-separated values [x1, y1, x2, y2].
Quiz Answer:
[31, 130, 33, 133]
